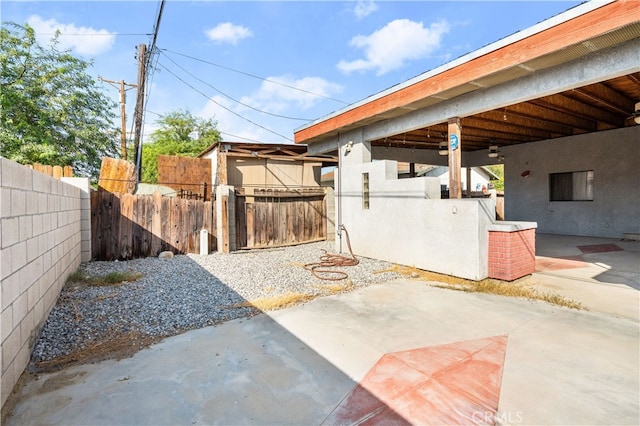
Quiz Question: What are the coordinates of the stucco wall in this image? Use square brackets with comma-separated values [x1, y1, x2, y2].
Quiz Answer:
[337, 160, 494, 280]
[1, 158, 85, 409]
[503, 126, 640, 238]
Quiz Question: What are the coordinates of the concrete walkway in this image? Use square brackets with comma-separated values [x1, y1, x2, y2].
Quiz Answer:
[4, 234, 639, 425]
[530, 233, 639, 320]
[5, 277, 639, 425]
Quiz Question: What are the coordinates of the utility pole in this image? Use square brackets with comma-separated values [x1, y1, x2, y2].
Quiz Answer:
[133, 0, 165, 182]
[99, 77, 137, 160]
[133, 43, 147, 181]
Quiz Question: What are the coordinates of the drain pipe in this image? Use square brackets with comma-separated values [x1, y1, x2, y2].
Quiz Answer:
[336, 136, 343, 253]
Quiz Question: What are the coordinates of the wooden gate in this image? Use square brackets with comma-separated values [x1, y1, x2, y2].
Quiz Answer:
[235, 188, 327, 249]
[91, 191, 216, 260]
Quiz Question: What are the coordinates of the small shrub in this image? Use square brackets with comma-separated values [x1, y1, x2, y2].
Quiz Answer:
[66, 270, 143, 289]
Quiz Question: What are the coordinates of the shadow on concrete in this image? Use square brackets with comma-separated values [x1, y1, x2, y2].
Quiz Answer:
[3, 250, 407, 425]
[535, 233, 640, 290]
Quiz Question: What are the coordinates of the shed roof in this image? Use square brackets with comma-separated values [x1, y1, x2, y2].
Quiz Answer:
[198, 141, 337, 163]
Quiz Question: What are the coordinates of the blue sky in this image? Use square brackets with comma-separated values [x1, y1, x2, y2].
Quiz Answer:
[2, 0, 584, 145]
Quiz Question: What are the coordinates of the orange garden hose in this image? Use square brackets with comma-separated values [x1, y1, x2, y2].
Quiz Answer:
[305, 226, 359, 281]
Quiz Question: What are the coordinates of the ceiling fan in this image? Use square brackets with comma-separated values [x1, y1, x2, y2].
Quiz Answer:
[627, 101, 640, 125]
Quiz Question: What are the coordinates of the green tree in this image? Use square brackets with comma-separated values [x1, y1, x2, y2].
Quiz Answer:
[0, 22, 119, 177]
[486, 164, 504, 191]
[140, 109, 221, 183]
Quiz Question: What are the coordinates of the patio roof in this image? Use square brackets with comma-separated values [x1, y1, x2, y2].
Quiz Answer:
[294, 0, 640, 153]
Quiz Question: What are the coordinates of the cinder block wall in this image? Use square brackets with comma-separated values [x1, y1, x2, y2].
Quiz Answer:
[1, 158, 84, 409]
[61, 177, 92, 262]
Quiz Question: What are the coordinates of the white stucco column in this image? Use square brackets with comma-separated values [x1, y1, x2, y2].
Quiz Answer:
[336, 130, 371, 252]
[340, 131, 371, 167]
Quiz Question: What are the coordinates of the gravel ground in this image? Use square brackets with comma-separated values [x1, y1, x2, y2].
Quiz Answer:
[31, 241, 399, 368]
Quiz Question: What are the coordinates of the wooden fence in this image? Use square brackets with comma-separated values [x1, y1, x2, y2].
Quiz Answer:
[235, 188, 327, 249]
[91, 191, 216, 260]
[25, 164, 73, 179]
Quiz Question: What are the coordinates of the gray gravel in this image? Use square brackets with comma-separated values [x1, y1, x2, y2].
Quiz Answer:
[31, 241, 399, 365]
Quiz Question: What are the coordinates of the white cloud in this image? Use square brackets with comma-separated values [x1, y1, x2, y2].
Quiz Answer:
[250, 75, 343, 112]
[354, 0, 378, 20]
[199, 76, 343, 143]
[200, 95, 268, 143]
[205, 22, 253, 45]
[337, 19, 450, 76]
[27, 15, 115, 56]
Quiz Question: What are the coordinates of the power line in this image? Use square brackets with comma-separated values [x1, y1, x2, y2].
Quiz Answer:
[148, 0, 165, 57]
[160, 48, 350, 105]
[158, 51, 312, 121]
[144, 111, 271, 144]
[98, 77, 137, 160]
[133, 0, 165, 181]
[157, 62, 293, 142]
[219, 131, 270, 144]
[37, 33, 151, 36]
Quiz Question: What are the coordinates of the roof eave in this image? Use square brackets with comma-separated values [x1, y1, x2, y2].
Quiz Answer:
[294, 0, 636, 145]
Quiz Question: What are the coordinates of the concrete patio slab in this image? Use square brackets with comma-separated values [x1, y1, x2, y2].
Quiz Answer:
[4, 279, 639, 425]
[531, 234, 640, 319]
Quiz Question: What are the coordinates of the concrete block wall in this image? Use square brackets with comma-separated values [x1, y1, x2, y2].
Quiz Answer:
[61, 177, 91, 262]
[504, 126, 640, 238]
[488, 228, 536, 281]
[1, 158, 84, 409]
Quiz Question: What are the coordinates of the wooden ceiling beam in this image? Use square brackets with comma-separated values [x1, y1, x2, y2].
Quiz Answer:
[461, 116, 554, 140]
[370, 76, 637, 151]
[533, 93, 623, 127]
[458, 126, 536, 143]
[474, 109, 574, 135]
[505, 101, 597, 131]
[571, 85, 634, 115]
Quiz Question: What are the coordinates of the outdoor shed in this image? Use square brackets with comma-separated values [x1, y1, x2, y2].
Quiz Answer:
[198, 141, 336, 188]
[198, 142, 338, 252]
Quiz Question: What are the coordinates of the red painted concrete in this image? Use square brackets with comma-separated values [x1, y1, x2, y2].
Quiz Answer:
[325, 335, 508, 425]
[577, 244, 623, 254]
[535, 256, 590, 272]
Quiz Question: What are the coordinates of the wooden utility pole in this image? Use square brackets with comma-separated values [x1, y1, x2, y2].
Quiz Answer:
[448, 117, 463, 199]
[133, 0, 165, 181]
[99, 77, 137, 160]
[133, 43, 147, 180]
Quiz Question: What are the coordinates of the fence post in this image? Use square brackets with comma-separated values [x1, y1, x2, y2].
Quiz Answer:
[216, 185, 236, 253]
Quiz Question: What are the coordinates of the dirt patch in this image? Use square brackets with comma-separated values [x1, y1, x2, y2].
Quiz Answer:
[34, 371, 88, 395]
[30, 330, 165, 374]
[389, 265, 585, 310]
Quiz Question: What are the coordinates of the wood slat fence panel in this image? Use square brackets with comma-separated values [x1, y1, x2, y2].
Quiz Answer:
[91, 191, 216, 260]
[235, 188, 327, 249]
[25, 164, 74, 178]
